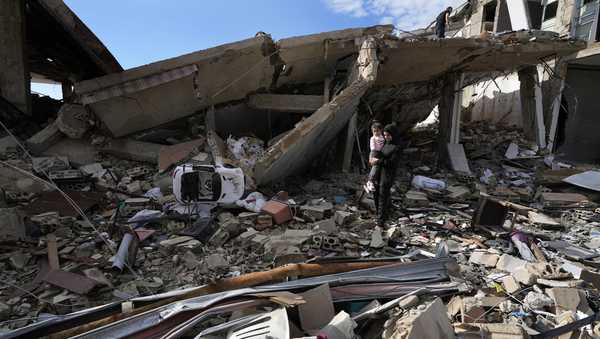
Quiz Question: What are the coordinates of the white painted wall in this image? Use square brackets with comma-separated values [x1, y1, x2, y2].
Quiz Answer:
[462, 73, 523, 127]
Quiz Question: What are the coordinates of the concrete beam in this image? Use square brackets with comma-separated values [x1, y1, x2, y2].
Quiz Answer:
[36, 0, 122, 74]
[519, 66, 546, 148]
[26, 121, 64, 155]
[248, 94, 324, 113]
[0, 0, 30, 114]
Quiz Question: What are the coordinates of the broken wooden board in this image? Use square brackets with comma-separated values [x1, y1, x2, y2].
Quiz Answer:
[43, 270, 97, 294]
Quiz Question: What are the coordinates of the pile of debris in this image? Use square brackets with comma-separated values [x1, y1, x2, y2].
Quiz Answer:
[0, 2, 596, 336]
[2, 119, 600, 338]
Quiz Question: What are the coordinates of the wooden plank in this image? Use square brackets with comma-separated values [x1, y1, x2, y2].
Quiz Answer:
[43, 270, 97, 295]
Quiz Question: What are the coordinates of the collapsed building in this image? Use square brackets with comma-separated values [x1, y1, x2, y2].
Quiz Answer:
[3, 0, 600, 338]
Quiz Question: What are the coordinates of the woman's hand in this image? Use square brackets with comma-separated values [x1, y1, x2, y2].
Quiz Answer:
[369, 158, 379, 166]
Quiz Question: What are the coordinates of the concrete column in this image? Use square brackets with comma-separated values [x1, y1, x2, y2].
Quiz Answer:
[0, 0, 30, 114]
[450, 74, 465, 144]
[323, 77, 331, 104]
[438, 73, 459, 156]
[62, 81, 73, 101]
[518, 66, 546, 148]
[546, 62, 568, 152]
[518, 67, 537, 141]
[342, 112, 357, 173]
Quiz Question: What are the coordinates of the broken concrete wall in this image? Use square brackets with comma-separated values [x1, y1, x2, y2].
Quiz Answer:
[276, 26, 392, 87]
[74, 36, 277, 137]
[462, 73, 523, 127]
[255, 38, 379, 185]
[213, 103, 303, 143]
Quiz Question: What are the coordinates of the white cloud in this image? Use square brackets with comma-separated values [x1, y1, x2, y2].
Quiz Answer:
[324, 0, 464, 30]
[379, 16, 395, 24]
[324, 0, 368, 18]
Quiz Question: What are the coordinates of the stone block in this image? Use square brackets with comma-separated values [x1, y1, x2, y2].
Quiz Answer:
[469, 251, 500, 268]
[496, 254, 527, 274]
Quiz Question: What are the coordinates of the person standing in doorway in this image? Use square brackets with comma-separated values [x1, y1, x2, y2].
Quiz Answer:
[373, 124, 400, 227]
[436, 6, 453, 39]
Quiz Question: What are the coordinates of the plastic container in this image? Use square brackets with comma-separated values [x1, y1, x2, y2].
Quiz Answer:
[411, 175, 447, 190]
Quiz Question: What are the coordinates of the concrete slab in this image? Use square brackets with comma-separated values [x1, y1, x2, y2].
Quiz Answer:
[75, 36, 276, 137]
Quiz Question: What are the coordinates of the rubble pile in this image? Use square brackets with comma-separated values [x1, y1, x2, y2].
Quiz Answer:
[0, 2, 596, 336]
[1, 119, 600, 339]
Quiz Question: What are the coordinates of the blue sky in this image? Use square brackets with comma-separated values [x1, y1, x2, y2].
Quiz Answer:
[33, 0, 462, 98]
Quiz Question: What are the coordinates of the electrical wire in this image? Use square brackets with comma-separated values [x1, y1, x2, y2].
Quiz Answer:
[0, 119, 152, 297]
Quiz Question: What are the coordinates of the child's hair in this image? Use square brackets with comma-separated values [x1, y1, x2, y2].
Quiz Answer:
[371, 121, 383, 130]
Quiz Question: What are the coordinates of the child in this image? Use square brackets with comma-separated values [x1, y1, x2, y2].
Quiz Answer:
[364, 122, 384, 193]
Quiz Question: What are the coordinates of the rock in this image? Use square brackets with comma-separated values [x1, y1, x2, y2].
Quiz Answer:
[447, 185, 470, 199]
[26, 121, 64, 154]
[0, 208, 26, 242]
[314, 218, 337, 234]
[182, 251, 201, 270]
[115, 281, 140, 299]
[219, 217, 242, 234]
[0, 302, 11, 321]
[382, 298, 455, 339]
[126, 181, 142, 194]
[501, 275, 521, 294]
[75, 241, 96, 258]
[56, 103, 90, 139]
[370, 227, 385, 248]
[83, 268, 113, 287]
[80, 163, 105, 178]
[205, 253, 228, 270]
[468, 251, 500, 268]
[513, 266, 539, 285]
[208, 228, 230, 247]
[404, 190, 429, 207]
[237, 228, 258, 241]
[496, 254, 527, 274]
[523, 292, 553, 310]
[548, 288, 591, 315]
[159, 236, 196, 250]
[301, 201, 333, 221]
[0, 136, 17, 153]
[9, 252, 29, 270]
[334, 211, 354, 226]
[256, 215, 273, 230]
[238, 212, 258, 223]
[16, 303, 31, 316]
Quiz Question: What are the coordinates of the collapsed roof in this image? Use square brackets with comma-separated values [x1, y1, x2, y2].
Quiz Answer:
[26, 0, 122, 83]
[71, 25, 584, 185]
